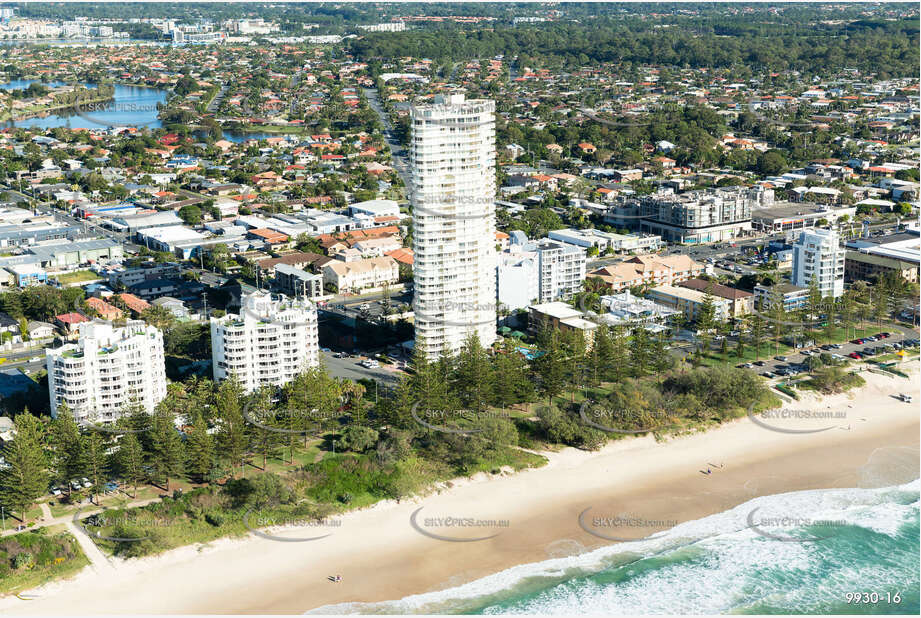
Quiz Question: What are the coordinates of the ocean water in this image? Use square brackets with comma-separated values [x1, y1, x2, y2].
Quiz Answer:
[310, 480, 920, 615]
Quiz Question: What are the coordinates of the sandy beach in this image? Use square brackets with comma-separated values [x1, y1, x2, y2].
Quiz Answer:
[3, 365, 919, 615]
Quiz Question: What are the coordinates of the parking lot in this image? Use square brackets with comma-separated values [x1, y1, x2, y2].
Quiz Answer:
[320, 349, 404, 387]
[733, 330, 919, 380]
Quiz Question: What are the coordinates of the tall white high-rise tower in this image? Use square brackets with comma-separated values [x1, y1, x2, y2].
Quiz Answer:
[411, 94, 497, 358]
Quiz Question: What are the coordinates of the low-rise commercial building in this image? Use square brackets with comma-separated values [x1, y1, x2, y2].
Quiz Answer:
[645, 284, 731, 322]
[754, 283, 809, 312]
[844, 250, 919, 283]
[547, 228, 662, 254]
[675, 278, 754, 318]
[528, 301, 597, 345]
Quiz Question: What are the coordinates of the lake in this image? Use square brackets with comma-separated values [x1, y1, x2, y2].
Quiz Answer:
[2, 80, 273, 141]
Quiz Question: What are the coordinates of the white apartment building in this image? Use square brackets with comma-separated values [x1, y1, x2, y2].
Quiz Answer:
[211, 291, 319, 392]
[46, 320, 167, 425]
[792, 228, 845, 298]
[606, 187, 758, 244]
[497, 234, 587, 310]
[536, 240, 586, 303]
[411, 94, 497, 357]
[497, 252, 540, 311]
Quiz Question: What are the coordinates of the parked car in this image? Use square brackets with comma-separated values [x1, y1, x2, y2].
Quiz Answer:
[774, 355, 788, 362]
[849, 352, 863, 359]
[81, 477, 91, 488]
[760, 372, 775, 378]
[754, 360, 767, 367]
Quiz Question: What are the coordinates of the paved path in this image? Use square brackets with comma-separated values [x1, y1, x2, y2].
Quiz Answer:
[65, 520, 115, 573]
[1, 496, 161, 539]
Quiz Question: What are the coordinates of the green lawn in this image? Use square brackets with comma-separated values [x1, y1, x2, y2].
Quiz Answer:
[54, 270, 100, 285]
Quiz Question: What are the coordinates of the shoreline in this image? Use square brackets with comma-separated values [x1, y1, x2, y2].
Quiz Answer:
[2, 366, 919, 615]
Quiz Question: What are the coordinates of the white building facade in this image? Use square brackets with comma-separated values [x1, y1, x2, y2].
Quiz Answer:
[211, 291, 319, 392]
[411, 94, 497, 357]
[46, 320, 167, 424]
[792, 228, 845, 298]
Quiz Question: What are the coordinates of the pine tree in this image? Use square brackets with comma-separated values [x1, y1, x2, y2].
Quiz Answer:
[185, 410, 214, 482]
[150, 406, 184, 491]
[454, 334, 494, 413]
[248, 386, 278, 470]
[534, 330, 566, 406]
[492, 349, 533, 410]
[215, 376, 247, 478]
[696, 286, 717, 356]
[750, 314, 765, 360]
[589, 324, 615, 386]
[0, 413, 48, 520]
[630, 326, 651, 377]
[49, 406, 84, 496]
[609, 325, 629, 382]
[768, 285, 785, 354]
[116, 432, 144, 499]
[82, 432, 107, 505]
[651, 332, 673, 375]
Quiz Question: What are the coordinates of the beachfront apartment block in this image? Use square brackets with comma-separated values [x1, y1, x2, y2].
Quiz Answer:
[411, 94, 497, 358]
[211, 290, 319, 393]
[792, 228, 845, 298]
[46, 320, 168, 425]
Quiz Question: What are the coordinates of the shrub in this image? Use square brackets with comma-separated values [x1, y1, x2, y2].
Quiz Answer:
[12, 552, 33, 570]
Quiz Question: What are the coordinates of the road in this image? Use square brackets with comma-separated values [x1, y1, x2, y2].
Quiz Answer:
[206, 85, 227, 114]
[363, 88, 412, 188]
